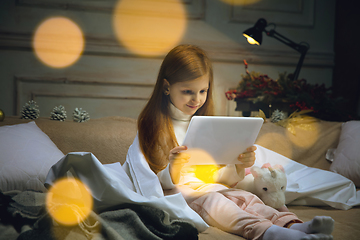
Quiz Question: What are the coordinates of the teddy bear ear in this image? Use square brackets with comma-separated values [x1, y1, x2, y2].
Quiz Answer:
[274, 164, 285, 173]
[261, 163, 272, 169]
[250, 166, 262, 178]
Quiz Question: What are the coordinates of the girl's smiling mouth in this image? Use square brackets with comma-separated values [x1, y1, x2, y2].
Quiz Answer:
[187, 105, 198, 109]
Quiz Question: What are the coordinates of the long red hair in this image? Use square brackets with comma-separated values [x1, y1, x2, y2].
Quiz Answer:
[137, 44, 214, 173]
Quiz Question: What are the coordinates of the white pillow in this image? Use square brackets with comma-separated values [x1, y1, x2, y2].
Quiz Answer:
[330, 121, 360, 187]
[0, 121, 64, 192]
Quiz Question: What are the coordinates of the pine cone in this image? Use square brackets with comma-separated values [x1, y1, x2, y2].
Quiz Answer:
[20, 100, 40, 120]
[50, 105, 67, 121]
[271, 109, 286, 123]
[73, 108, 90, 123]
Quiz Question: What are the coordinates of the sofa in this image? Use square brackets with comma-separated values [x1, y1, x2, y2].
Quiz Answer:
[0, 116, 359, 239]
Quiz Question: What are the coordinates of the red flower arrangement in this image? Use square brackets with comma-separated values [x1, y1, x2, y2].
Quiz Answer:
[226, 60, 348, 121]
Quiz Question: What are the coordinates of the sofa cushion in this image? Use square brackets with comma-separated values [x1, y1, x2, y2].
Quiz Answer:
[330, 121, 360, 187]
[0, 121, 64, 192]
[35, 116, 138, 165]
[0, 116, 138, 166]
[255, 120, 342, 170]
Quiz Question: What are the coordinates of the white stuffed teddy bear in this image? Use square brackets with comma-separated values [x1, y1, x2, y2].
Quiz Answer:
[235, 163, 288, 210]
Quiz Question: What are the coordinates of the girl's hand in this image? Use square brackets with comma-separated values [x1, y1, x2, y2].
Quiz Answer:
[169, 146, 190, 184]
[236, 145, 257, 169]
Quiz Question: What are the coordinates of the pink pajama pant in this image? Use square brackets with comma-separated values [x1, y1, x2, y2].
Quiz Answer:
[188, 189, 302, 240]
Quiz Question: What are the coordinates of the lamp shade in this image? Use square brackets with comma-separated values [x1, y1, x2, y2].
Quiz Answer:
[242, 18, 309, 81]
[243, 18, 267, 45]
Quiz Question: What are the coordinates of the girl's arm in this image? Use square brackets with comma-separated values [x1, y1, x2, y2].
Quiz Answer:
[157, 164, 176, 190]
[157, 146, 190, 187]
[168, 146, 190, 184]
[216, 146, 257, 187]
[235, 145, 257, 173]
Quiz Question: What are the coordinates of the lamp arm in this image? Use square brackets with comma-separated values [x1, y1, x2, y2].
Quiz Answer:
[266, 29, 309, 80]
[266, 29, 308, 54]
[291, 50, 306, 81]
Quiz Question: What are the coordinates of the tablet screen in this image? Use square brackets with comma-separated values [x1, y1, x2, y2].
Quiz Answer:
[182, 116, 263, 165]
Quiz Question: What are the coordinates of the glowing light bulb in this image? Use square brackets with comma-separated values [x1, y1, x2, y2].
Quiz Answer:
[243, 34, 259, 45]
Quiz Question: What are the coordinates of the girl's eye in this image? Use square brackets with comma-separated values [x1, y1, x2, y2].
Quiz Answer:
[182, 90, 193, 94]
[200, 89, 208, 94]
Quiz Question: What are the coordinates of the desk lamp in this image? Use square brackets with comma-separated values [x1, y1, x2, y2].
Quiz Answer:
[243, 18, 309, 81]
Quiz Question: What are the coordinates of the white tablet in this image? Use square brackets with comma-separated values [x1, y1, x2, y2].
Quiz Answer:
[182, 116, 264, 165]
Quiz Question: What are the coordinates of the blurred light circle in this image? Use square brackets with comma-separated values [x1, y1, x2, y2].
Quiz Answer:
[179, 149, 220, 185]
[46, 178, 93, 226]
[256, 132, 293, 159]
[33, 17, 84, 68]
[286, 120, 320, 148]
[113, 0, 187, 56]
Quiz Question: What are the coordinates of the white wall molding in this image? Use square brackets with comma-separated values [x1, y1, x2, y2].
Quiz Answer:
[1, 31, 334, 67]
[16, 0, 205, 19]
[0, 0, 336, 118]
[230, 0, 315, 28]
[15, 76, 153, 119]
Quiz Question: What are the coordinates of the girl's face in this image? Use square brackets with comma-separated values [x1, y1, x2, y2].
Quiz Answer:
[167, 74, 209, 116]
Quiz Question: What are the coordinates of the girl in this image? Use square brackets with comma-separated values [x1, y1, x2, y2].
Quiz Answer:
[137, 44, 334, 240]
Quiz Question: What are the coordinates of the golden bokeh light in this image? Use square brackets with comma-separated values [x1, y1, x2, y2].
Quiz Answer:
[219, 0, 261, 6]
[33, 17, 84, 68]
[256, 132, 293, 159]
[193, 165, 220, 184]
[46, 178, 93, 226]
[113, 0, 187, 56]
[182, 149, 220, 184]
[285, 119, 320, 148]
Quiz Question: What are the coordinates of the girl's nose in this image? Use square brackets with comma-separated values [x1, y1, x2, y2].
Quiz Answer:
[192, 93, 200, 103]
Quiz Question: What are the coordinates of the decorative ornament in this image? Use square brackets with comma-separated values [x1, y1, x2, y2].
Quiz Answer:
[274, 110, 318, 135]
[20, 100, 40, 120]
[271, 109, 286, 123]
[257, 109, 267, 122]
[50, 105, 67, 121]
[225, 60, 351, 121]
[0, 109, 5, 121]
[73, 108, 90, 123]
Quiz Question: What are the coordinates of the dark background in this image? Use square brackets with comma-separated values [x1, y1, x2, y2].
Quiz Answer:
[333, 0, 360, 119]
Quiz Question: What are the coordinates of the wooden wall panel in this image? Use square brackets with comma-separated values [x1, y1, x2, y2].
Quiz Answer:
[231, 0, 315, 27]
[0, 0, 336, 118]
[15, 76, 153, 119]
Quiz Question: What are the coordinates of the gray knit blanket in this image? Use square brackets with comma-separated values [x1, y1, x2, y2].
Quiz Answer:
[0, 190, 198, 240]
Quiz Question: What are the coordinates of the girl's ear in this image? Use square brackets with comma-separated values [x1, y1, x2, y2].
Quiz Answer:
[163, 79, 170, 94]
